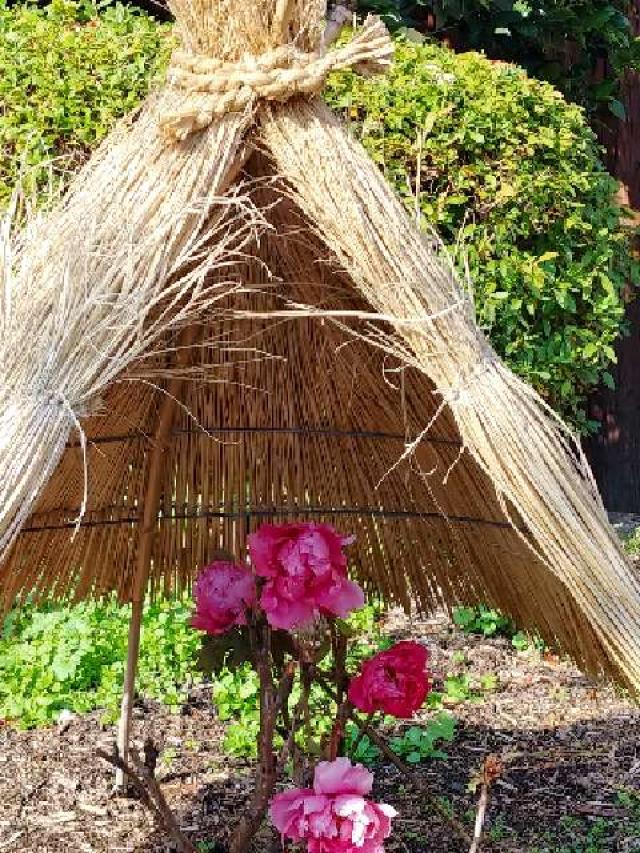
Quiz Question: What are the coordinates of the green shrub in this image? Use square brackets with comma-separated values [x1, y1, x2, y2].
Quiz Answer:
[325, 41, 639, 429]
[0, 0, 171, 205]
[0, 596, 200, 727]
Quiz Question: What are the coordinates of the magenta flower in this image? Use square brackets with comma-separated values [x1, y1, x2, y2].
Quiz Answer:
[191, 560, 256, 635]
[248, 523, 364, 630]
[270, 758, 396, 853]
[348, 641, 430, 719]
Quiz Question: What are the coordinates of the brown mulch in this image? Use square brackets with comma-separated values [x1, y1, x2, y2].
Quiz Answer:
[1, 611, 639, 852]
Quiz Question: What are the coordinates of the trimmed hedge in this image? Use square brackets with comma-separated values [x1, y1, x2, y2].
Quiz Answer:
[0, 3, 636, 429]
[0, 0, 170, 205]
[325, 42, 639, 429]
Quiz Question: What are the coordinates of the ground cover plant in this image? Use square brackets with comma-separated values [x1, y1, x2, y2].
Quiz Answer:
[0, 596, 199, 727]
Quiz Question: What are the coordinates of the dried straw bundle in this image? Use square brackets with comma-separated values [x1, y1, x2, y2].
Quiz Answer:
[260, 100, 640, 688]
[1, 0, 640, 690]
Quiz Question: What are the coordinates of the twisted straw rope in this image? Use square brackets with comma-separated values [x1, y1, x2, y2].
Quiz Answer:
[160, 15, 394, 142]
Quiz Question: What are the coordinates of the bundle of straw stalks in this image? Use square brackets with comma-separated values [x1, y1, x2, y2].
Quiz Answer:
[1, 0, 640, 690]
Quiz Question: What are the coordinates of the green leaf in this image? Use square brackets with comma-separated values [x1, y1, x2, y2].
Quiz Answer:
[608, 99, 627, 121]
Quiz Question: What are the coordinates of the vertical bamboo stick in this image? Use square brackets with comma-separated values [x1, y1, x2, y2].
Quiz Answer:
[116, 325, 197, 790]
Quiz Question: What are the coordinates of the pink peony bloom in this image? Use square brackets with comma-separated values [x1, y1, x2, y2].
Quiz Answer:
[191, 560, 256, 635]
[348, 641, 430, 719]
[270, 759, 396, 853]
[248, 523, 364, 630]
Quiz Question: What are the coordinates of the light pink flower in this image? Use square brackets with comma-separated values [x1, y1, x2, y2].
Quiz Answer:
[248, 523, 364, 630]
[270, 759, 396, 853]
[348, 641, 430, 719]
[191, 560, 256, 635]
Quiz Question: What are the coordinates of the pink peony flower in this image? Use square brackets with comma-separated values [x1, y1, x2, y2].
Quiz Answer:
[270, 758, 396, 853]
[191, 560, 256, 635]
[348, 641, 430, 718]
[248, 523, 364, 630]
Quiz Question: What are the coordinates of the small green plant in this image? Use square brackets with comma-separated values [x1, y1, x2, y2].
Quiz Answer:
[196, 842, 217, 853]
[453, 603, 546, 652]
[211, 663, 261, 757]
[389, 712, 457, 763]
[622, 528, 640, 556]
[427, 660, 501, 706]
[453, 605, 514, 638]
[344, 725, 382, 765]
[0, 596, 200, 728]
[488, 815, 511, 842]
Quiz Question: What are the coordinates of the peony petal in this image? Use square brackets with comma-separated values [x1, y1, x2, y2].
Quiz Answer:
[270, 788, 314, 840]
[317, 577, 364, 620]
[313, 758, 373, 797]
[260, 584, 316, 630]
[192, 560, 255, 636]
[378, 803, 398, 818]
[347, 671, 375, 714]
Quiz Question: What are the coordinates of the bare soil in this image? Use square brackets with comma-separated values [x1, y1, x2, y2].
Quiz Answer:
[1, 610, 639, 853]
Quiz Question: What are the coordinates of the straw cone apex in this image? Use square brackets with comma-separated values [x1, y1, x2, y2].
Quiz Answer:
[169, 0, 327, 58]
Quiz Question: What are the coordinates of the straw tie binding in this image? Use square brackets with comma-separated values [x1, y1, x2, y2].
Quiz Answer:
[160, 14, 394, 143]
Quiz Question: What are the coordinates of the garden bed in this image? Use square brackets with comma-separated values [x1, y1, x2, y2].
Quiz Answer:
[1, 609, 638, 853]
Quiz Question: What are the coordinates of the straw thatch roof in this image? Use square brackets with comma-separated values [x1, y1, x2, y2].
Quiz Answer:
[2, 0, 640, 690]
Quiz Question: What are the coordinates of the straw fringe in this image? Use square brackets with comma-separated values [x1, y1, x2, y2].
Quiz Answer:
[0, 91, 262, 562]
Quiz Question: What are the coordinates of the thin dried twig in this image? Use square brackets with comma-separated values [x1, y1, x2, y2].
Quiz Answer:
[97, 747, 197, 853]
[469, 755, 502, 853]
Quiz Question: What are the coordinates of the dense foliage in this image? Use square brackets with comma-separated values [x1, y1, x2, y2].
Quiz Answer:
[0, 597, 199, 727]
[358, 0, 640, 114]
[325, 42, 638, 428]
[0, 3, 635, 427]
[0, 0, 170, 205]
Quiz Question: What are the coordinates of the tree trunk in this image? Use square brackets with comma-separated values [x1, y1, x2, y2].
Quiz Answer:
[584, 1, 640, 512]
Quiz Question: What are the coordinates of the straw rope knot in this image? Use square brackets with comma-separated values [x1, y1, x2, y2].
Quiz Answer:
[160, 14, 393, 143]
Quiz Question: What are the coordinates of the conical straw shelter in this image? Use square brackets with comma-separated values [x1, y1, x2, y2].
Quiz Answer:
[2, 0, 640, 766]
